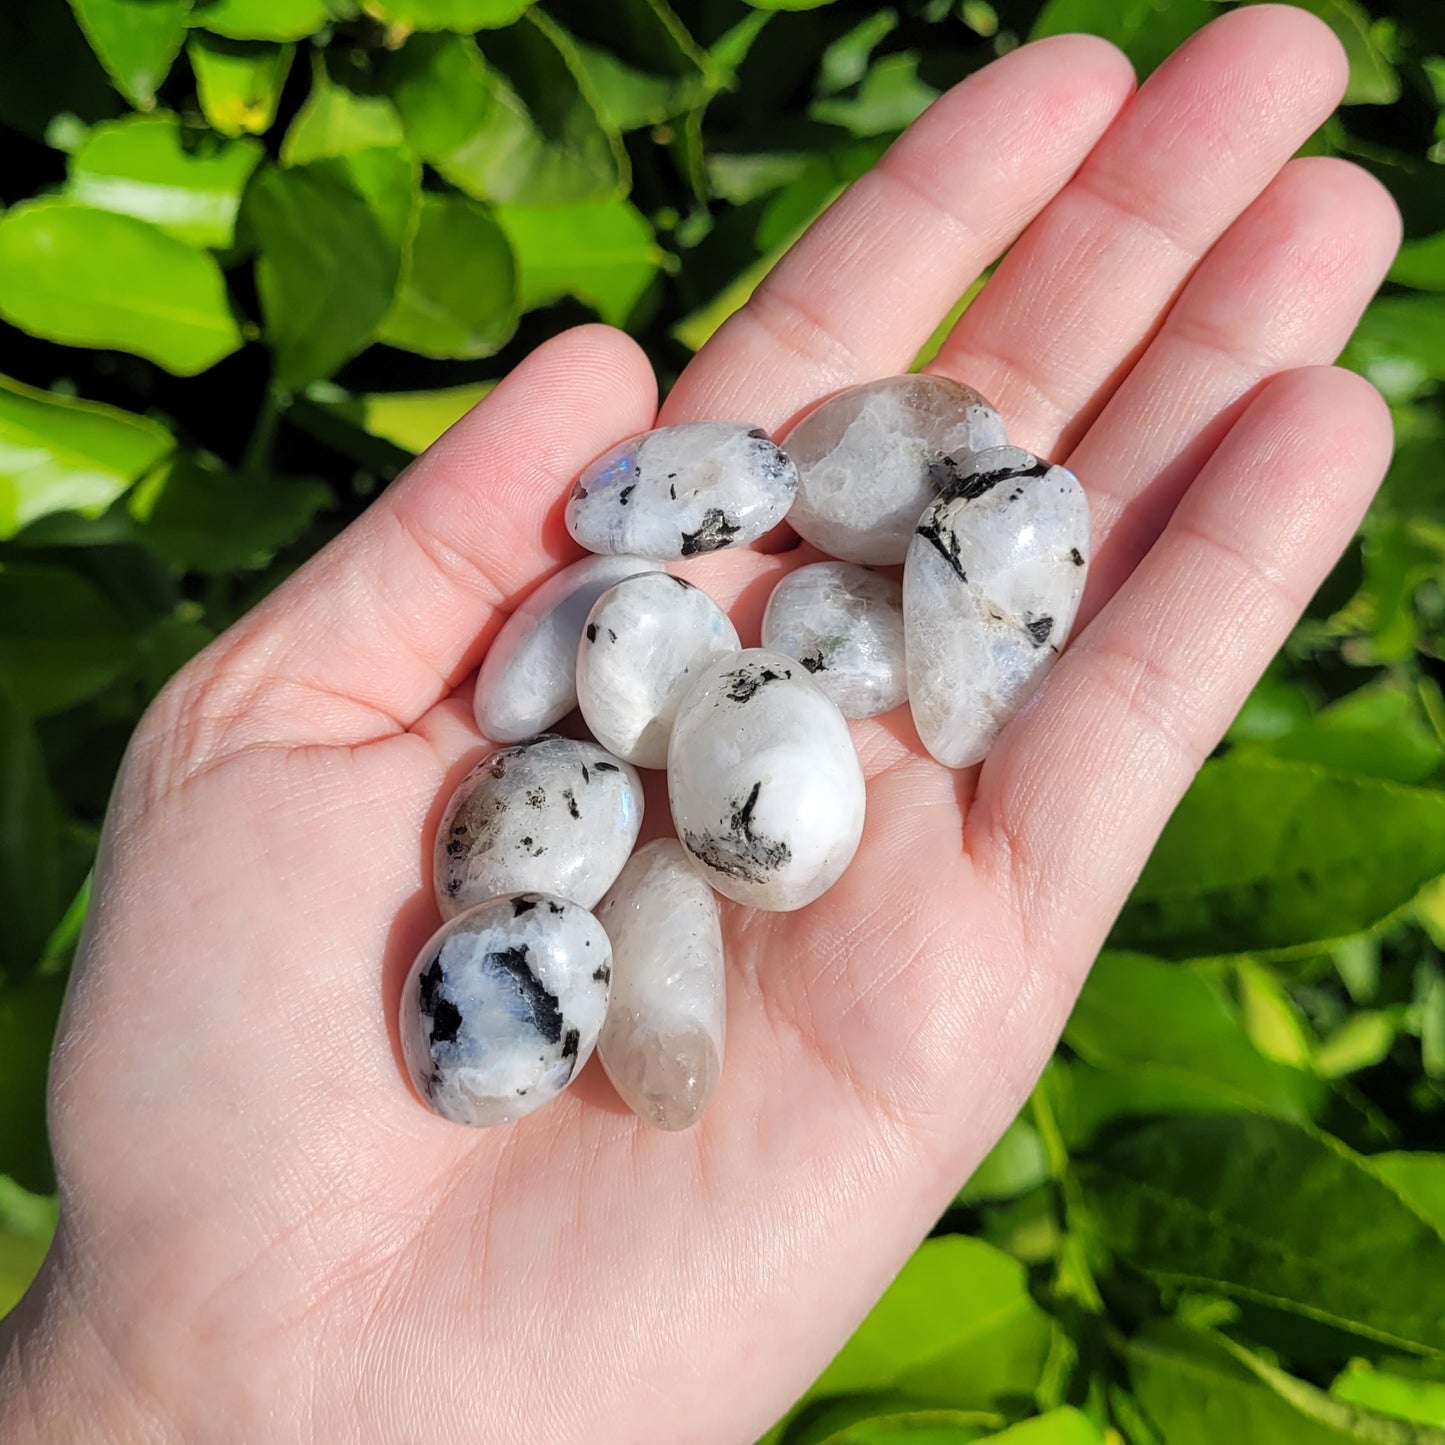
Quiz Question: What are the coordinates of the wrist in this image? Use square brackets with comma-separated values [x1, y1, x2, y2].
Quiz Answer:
[0, 1225, 178, 1445]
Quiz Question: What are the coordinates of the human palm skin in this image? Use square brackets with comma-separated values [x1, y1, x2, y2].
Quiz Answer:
[0, 9, 1402, 1442]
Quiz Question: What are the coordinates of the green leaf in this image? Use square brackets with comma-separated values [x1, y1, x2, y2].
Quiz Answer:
[189, 0, 331, 41]
[1315, 1011, 1399, 1079]
[0, 200, 241, 377]
[128, 453, 331, 573]
[377, 194, 517, 359]
[788, 1400, 998, 1445]
[363, 0, 535, 31]
[281, 55, 406, 164]
[0, 565, 135, 719]
[1344, 297, 1445, 401]
[746, 0, 840, 10]
[304, 381, 494, 453]
[958, 1118, 1050, 1207]
[810, 53, 939, 137]
[0, 1176, 58, 1319]
[806, 1237, 1054, 1411]
[1236, 957, 1316, 1068]
[1082, 1114, 1445, 1356]
[1063, 952, 1321, 1122]
[1129, 1324, 1445, 1445]
[978, 1411, 1104, 1445]
[1111, 757, 1445, 959]
[188, 33, 293, 137]
[1292, 0, 1400, 106]
[0, 374, 173, 541]
[68, 0, 191, 107]
[1238, 680, 1445, 786]
[0, 691, 66, 979]
[66, 113, 263, 250]
[1333, 1362, 1445, 1428]
[1391, 233, 1445, 293]
[247, 149, 417, 391]
[1370, 1153, 1445, 1235]
[0, 973, 66, 1192]
[1029, 0, 1215, 78]
[388, 21, 627, 205]
[493, 197, 664, 326]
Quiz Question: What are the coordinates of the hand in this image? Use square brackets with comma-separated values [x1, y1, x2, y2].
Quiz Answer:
[0, 8, 1399, 1442]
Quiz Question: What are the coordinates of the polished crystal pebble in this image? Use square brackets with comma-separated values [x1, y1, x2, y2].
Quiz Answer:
[783, 375, 1008, 565]
[473, 554, 663, 743]
[401, 893, 611, 1127]
[668, 649, 866, 911]
[761, 561, 907, 719]
[576, 572, 741, 769]
[564, 421, 798, 559]
[597, 839, 726, 1131]
[905, 445, 1089, 769]
[435, 735, 643, 918]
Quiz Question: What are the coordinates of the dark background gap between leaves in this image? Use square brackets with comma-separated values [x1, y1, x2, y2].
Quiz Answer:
[2, 1, 1445, 1441]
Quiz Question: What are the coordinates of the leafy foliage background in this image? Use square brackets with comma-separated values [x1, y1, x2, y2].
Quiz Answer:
[0, 0, 1443, 1440]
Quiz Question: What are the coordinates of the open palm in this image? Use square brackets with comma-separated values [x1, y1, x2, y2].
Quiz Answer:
[1, 9, 1400, 1442]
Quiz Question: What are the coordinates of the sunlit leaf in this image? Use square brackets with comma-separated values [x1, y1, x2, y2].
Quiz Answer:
[0, 375, 173, 541]
[0, 974, 66, 1192]
[0, 200, 242, 376]
[281, 54, 406, 164]
[363, 0, 535, 32]
[68, 0, 191, 107]
[1029, 0, 1214, 78]
[0, 1176, 58, 1318]
[67, 113, 263, 250]
[188, 33, 294, 137]
[189, 0, 331, 41]
[305, 381, 495, 453]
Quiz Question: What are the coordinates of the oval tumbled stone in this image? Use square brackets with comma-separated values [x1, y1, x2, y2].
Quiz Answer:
[668, 649, 866, 911]
[577, 572, 740, 769]
[473, 553, 663, 743]
[904, 445, 1089, 769]
[564, 421, 798, 559]
[401, 893, 611, 1127]
[434, 735, 643, 918]
[598, 839, 726, 1131]
[783, 375, 1007, 565]
[761, 560, 907, 719]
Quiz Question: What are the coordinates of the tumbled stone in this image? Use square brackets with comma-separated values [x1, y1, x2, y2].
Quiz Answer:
[905, 445, 1089, 769]
[597, 839, 726, 1131]
[761, 561, 907, 719]
[668, 649, 866, 911]
[783, 375, 1008, 565]
[401, 893, 611, 1127]
[434, 735, 643, 918]
[474, 554, 663, 743]
[564, 421, 798, 559]
[576, 572, 741, 769]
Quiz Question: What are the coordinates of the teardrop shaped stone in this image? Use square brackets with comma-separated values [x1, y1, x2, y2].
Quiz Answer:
[597, 839, 726, 1131]
[576, 572, 740, 768]
[473, 554, 663, 743]
[668, 649, 866, 911]
[761, 560, 906, 719]
[434, 735, 643, 917]
[783, 375, 1007, 565]
[565, 421, 798, 559]
[400, 892, 611, 1128]
[904, 445, 1089, 768]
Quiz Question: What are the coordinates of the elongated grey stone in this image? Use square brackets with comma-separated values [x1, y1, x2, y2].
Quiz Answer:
[473, 553, 663, 743]
[597, 839, 726, 1131]
[783, 375, 1008, 565]
[564, 421, 798, 559]
[434, 735, 643, 918]
[401, 893, 611, 1127]
[668, 649, 866, 911]
[905, 445, 1089, 768]
[761, 561, 907, 719]
[576, 572, 741, 769]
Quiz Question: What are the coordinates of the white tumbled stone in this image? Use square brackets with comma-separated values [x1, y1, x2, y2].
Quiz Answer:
[434, 735, 643, 918]
[576, 572, 741, 769]
[668, 649, 866, 911]
[565, 421, 798, 559]
[761, 561, 907, 719]
[597, 839, 726, 1131]
[783, 375, 1008, 565]
[905, 445, 1089, 769]
[401, 892, 611, 1127]
[474, 554, 663, 742]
